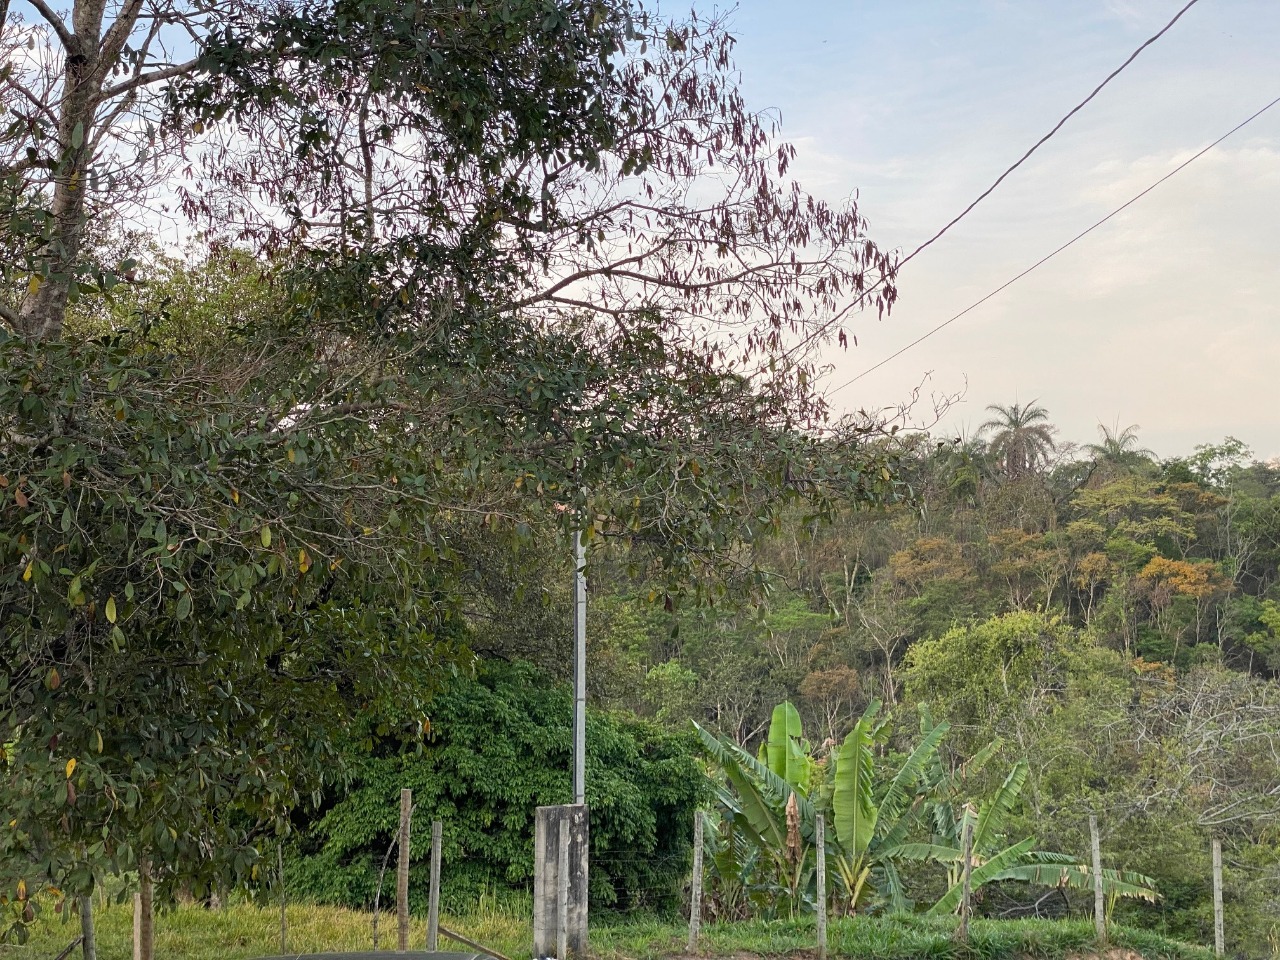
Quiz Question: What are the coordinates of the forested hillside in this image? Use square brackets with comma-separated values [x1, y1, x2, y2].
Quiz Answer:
[552, 416, 1280, 953]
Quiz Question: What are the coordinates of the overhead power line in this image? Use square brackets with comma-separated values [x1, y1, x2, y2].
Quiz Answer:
[827, 92, 1280, 396]
[899, 0, 1202, 270]
[786, 0, 1203, 360]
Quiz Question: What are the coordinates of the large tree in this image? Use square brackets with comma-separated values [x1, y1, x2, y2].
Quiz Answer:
[1, 0, 904, 937]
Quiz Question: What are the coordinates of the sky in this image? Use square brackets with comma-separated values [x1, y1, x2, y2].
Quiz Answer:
[726, 0, 1280, 460]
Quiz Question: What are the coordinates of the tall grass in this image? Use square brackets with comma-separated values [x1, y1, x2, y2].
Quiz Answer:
[9, 901, 1213, 960]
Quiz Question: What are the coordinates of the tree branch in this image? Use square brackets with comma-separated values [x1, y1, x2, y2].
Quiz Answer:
[0, 301, 18, 331]
[96, 0, 146, 71]
[101, 57, 200, 99]
[23, 0, 75, 49]
[6, 76, 61, 126]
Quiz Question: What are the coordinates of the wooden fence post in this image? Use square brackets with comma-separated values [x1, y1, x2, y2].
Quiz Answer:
[687, 812, 704, 954]
[1212, 836, 1224, 957]
[816, 814, 827, 960]
[397, 788, 413, 953]
[428, 820, 443, 951]
[1090, 814, 1106, 946]
[955, 811, 974, 944]
[133, 858, 152, 960]
[278, 844, 288, 955]
[79, 896, 96, 960]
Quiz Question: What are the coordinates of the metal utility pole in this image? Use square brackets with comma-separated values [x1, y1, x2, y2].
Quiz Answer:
[572, 529, 587, 805]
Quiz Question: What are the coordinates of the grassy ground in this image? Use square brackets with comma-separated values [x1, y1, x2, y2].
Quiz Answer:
[6, 900, 1213, 960]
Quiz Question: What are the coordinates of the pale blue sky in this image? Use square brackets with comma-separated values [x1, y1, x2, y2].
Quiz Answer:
[728, 0, 1280, 459]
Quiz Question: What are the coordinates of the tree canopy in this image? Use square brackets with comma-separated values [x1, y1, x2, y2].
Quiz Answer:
[0, 0, 906, 935]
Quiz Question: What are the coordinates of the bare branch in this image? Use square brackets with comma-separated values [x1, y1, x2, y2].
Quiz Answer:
[5, 75, 61, 125]
[100, 56, 198, 99]
[23, 0, 75, 49]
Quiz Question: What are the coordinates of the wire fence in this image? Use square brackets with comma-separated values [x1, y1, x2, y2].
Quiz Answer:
[102, 797, 1257, 960]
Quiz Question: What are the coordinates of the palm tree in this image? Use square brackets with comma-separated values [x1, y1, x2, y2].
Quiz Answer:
[1085, 421, 1155, 476]
[978, 401, 1057, 478]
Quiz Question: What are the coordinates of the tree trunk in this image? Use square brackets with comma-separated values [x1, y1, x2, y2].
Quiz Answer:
[16, 0, 138, 341]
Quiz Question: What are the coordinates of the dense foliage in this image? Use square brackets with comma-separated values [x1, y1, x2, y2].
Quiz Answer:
[1, 0, 903, 943]
[288, 661, 706, 914]
[695, 699, 1156, 921]
[3, 0, 1277, 953]
[577, 423, 1280, 954]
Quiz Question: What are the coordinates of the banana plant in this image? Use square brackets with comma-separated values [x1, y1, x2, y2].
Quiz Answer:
[697, 700, 951, 915]
[890, 761, 1159, 914]
[694, 712, 818, 916]
[697, 699, 1158, 919]
[826, 700, 950, 912]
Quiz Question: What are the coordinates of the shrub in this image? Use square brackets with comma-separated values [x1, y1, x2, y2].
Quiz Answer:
[288, 660, 707, 914]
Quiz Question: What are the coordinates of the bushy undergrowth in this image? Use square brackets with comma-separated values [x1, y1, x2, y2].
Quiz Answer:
[288, 661, 708, 914]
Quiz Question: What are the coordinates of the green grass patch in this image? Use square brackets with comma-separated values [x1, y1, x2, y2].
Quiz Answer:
[6, 902, 1212, 960]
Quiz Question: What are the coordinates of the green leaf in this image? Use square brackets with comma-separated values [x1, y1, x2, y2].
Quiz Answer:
[928, 836, 1037, 915]
[833, 700, 880, 857]
[973, 760, 1028, 854]
[765, 700, 803, 785]
[260, 525, 272, 548]
[176, 592, 192, 621]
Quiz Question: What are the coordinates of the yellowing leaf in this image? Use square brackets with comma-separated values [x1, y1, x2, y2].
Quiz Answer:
[298, 549, 311, 573]
[22, 561, 32, 582]
[16, 880, 26, 901]
[105, 596, 117, 624]
[260, 526, 272, 548]
[231, 488, 240, 505]
[287, 448, 296, 463]
[26, 275, 40, 296]
[95, 730, 103, 753]
[65, 758, 76, 779]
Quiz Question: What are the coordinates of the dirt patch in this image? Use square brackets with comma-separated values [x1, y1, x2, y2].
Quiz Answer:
[1063, 950, 1147, 960]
